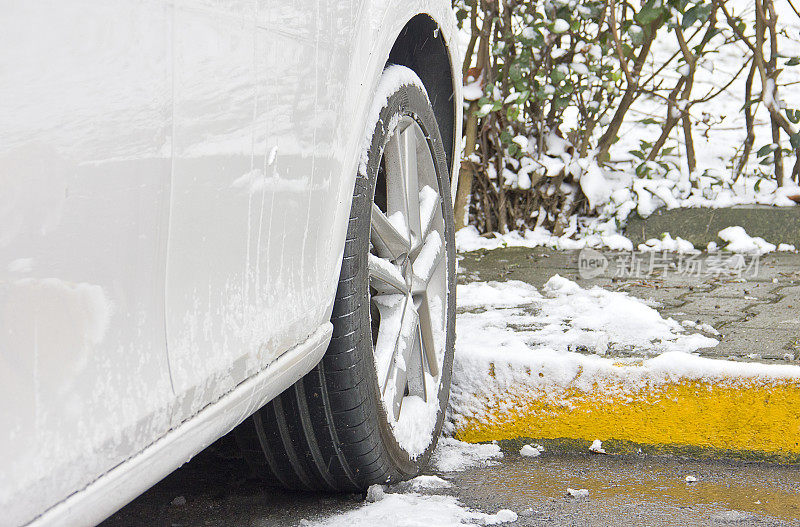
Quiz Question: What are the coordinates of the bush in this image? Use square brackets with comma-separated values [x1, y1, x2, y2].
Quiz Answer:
[454, 0, 800, 235]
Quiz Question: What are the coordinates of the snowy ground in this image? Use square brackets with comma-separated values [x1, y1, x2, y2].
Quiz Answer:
[104, 248, 800, 526]
[448, 275, 800, 435]
[295, 272, 800, 525]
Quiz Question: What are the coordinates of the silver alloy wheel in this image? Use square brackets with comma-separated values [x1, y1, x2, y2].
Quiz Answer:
[368, 116, 448, 423]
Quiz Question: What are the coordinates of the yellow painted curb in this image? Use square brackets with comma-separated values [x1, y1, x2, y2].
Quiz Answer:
[455, 380, 800, 459]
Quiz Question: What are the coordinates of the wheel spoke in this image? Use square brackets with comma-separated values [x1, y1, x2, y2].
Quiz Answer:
[383, 297, 419, 419]
[418, 186, 441, 240]
[390, 363, 407, 420]
[371, 204, 411, 260]
[416, 294, 439, 377]
[411, 231, 443, 292]
[369, 253, 406, 294]
[405, 322, 427, 401]
[372, 294, 405, 384]
[400, 125, 422, 239]
[384, 132, 407, 221]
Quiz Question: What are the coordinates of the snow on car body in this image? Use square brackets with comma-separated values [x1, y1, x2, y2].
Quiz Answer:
[0, 1, 462, 525]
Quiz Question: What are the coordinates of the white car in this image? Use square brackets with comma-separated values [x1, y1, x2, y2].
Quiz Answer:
[0, 1, 462, 525]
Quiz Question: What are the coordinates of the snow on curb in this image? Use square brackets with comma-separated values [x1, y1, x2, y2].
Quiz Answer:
[457, 223, 798, 256]
[456, 224, 634, 253]
[450, 278, 800, 457]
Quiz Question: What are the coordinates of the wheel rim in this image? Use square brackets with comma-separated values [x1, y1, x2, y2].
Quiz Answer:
[368, 116, 448, 447]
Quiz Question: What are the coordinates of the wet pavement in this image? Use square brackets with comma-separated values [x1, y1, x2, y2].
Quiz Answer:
[452, 442, 800, 526]
[103, 436, 800, 526]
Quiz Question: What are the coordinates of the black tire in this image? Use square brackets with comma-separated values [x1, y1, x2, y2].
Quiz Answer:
[234, 66, 456, 491]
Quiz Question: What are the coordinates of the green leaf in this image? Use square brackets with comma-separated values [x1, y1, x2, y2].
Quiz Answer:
[786, 57, 800, 66]
[756, 144, 774, 157]
[791, 133, 800, 149]
[740, 97, 760, 111]
[786, 109, 800, 124]
[682, 4, 712, 29]
[509, 63, 523, 83]
[635, 3, 662, 25]
[681, 9, 698, 29]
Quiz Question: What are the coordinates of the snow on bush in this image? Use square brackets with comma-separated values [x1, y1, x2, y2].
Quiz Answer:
[454, 0, 800, 240]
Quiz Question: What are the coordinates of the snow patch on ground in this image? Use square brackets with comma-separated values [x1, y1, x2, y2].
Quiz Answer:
[638, 233, 698, 254]
[405, 475, 452, 491]
[457, 277, 717, 360]
[303, 492, 516, 527]
[588, 440, 606, 454]
[519, 443, 544, 457]
[566, 488, 589, 498]
[456, 224, 634, 253]
[431, 437, 503, 472]
[303, 442, 512, 527]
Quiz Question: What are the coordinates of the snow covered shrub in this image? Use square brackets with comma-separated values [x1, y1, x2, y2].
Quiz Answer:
[454, 0, 800, 236]
[455, 0, 623, 234]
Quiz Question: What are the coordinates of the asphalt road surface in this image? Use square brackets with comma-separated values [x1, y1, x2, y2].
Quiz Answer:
[103, 435, 800, 527]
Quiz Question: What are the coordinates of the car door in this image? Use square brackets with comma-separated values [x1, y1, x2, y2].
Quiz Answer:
[165, 0, 357, 422]
[0, 1, 174, 525]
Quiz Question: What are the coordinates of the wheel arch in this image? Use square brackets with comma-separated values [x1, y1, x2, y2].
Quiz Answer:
[387, 14, 458, 181]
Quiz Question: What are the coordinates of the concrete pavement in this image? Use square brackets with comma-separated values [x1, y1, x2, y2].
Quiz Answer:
[458, 247, 800, 364]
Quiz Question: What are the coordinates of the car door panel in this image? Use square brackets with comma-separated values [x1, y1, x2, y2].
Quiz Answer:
[0, 1, 174, 524]
[166, 0, 357, 423]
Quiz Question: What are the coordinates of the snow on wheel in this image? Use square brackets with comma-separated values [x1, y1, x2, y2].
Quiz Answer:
[234, 65, 456, 490]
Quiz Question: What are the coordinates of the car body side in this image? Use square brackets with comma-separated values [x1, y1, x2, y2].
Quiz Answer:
[0, 1, 461, 526]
